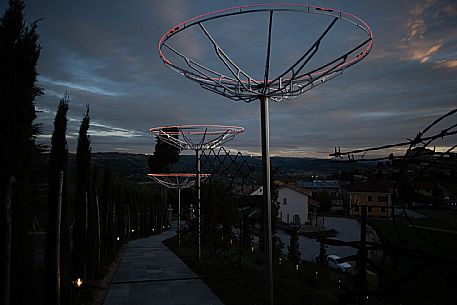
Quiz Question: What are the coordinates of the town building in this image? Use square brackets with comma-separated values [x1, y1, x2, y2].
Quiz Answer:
[276, 185, 320, 226]
[297, 180, 342, 209]
[343, 182, 393, 217]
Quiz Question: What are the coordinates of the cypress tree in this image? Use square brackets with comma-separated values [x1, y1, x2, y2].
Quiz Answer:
[73, 105, 91, 283]
[148, 127, 180, 173]
[45, 94, 69, 305]
[101, 166, 113, 262]
[0, 1, 42, 304]
[287, 230, 301, 266]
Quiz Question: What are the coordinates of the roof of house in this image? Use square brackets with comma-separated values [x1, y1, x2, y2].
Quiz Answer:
[308, 198, 320, 208]
[298, 180, 339, 189]
[278, 184, 311, 197]
[343, 181, 393, 193]
[250, 186, 263, 196]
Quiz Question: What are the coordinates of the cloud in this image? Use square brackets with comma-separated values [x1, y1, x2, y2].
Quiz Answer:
[39, 75, 121, 97]
[89, 121, 147, 138]
[402, 0, 457, 65]
[434, 59, 457, 69]
[410, 41, 443, 63]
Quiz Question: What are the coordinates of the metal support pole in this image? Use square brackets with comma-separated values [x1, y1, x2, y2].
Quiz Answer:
[260, 96, 274, 305]
[196, 149, 202, 262]
[56, 170, 64, 305]
[84, 191, 88, 282]
[96, 190, 101, 270]
[178, 188, 181, 247]
[357, 205, 367, 304]
[238, 218, 243, 268]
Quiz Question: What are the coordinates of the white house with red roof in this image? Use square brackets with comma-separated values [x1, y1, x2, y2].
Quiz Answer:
[276, 185, 320, 226]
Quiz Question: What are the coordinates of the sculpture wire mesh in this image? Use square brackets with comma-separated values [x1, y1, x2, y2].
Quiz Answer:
[201, 147, 256, 195]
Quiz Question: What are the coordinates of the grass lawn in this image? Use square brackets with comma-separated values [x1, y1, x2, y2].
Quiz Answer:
[369, 213, 457, 305]
[164, 234, 346, 305]
[413, 208, 457, 231]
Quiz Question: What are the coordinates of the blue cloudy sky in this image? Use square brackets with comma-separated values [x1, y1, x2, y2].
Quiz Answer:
[3, 0, 456, 157]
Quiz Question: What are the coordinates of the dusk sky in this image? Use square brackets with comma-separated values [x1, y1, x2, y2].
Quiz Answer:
[3, 0, 457, 158]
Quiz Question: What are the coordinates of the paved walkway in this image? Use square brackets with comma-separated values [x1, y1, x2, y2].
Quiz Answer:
[103, 226, 224, 305]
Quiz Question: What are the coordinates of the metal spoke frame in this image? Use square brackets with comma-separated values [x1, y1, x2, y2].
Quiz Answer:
[158, 3, 373, 103]
[150, 124, 244, 150]
[147, 173, 210, 189]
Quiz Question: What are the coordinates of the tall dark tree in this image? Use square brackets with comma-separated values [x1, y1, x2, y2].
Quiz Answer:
[0, 1, 42, 304]
[87, 165, 100, 278]
[148, 127, 180, 173]
[45, 94, 69, 305]
[101, 166, 114, 262]
[73, 106, 91, 283]
[287, 230, 301, 266]
[318, 240, 328, 266]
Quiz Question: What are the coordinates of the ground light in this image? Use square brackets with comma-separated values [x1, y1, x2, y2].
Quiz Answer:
[73, 278, 83, 288]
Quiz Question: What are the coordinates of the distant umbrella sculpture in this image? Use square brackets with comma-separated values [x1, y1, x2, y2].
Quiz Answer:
[149, 125, 244, 261]
[147, 173, 210, 246]
[158, 4, 373, 304]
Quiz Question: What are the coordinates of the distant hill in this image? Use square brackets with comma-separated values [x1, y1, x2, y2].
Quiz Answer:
[88, 152, 375, 182]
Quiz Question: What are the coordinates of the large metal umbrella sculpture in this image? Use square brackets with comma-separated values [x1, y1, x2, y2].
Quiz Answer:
[150, 125, 244, 261]
[158, 4, 373, 304]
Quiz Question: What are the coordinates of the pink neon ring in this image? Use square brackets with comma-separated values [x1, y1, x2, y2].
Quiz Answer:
[149, 124, 245, 136]
[158, 3, 373, 82]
